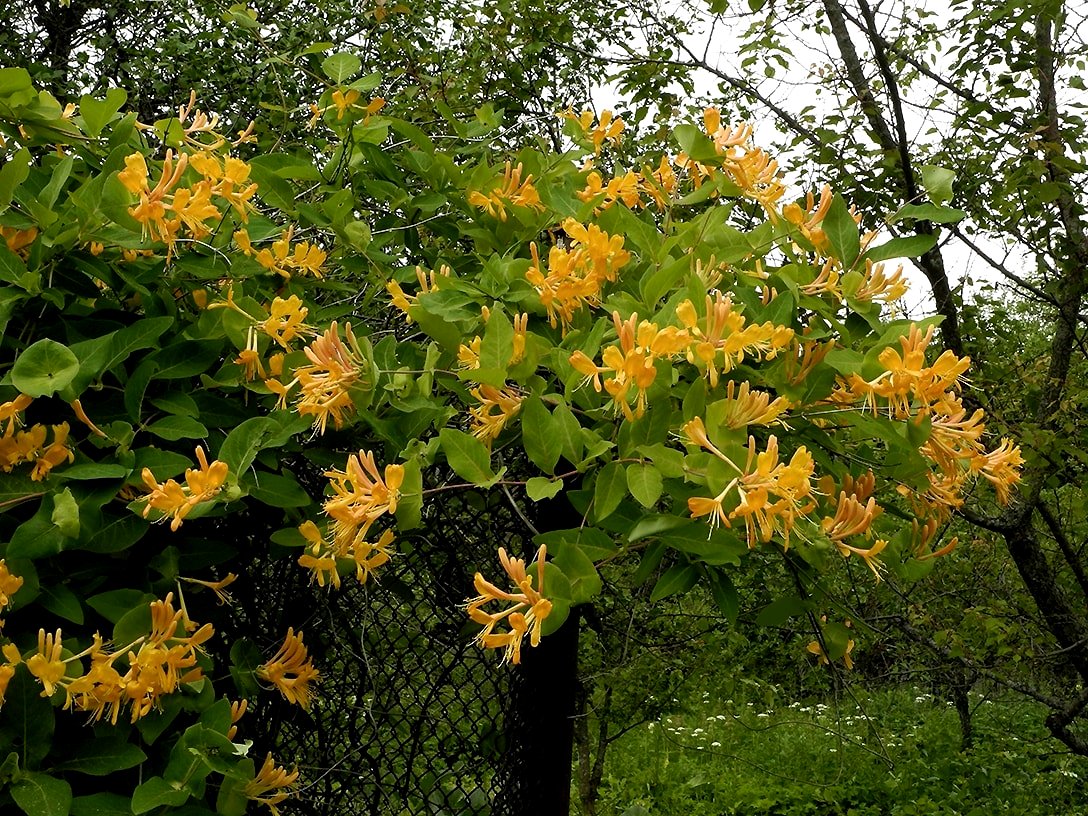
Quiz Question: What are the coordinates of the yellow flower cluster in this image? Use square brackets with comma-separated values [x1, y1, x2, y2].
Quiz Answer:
[563, 108, 625, 153]
[308, 89, 385, 127]
[466, 545, 552, 665]
[577, 156, 680, 213]
[568, 295, 792, 419]
[686, 432, 816, 548]
[298, 520, 394, 589]
[817, 471, 889, 579]
[570, 311, 690, 420]
[0, 594, 214, 724]
[234, 226, 327, 280]
[0, 419, 74, 481]
[266, 322, 365, 434]
[467, 161, 546, 221]
[256, 628, 320, 711]
[525, 219, 631, 331]
[386, 264, 450, 322]
[469, 384, 525, 445]
[294, 450, 402, 588]
[117, 147, 256, 257]
[140, 445, 229, 531]
[833, 323, 1023, 512]
[245, 753, 300, 816]
[674, 113, 785, 216]
[677, 292, 795, 386]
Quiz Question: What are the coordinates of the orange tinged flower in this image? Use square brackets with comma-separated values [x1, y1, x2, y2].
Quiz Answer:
[245, 753, 299, 815]
[466, 545, 552, 665]
[257, 629, 319, 710]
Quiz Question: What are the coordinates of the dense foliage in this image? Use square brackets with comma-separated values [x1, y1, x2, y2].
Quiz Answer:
[0, 40, 1027, 813]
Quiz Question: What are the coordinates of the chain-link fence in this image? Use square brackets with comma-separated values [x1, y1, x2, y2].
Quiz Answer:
[223, 463, 551, 815]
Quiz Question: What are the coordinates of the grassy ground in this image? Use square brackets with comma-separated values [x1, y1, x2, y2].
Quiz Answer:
[589, 684, 1088, 815]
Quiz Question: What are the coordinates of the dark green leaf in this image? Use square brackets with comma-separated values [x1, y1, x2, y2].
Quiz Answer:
[592, 461, 627, 522]
[11, 772, 71, 816]
[650, 563, 699, 603]
[439, 428, 495, 486]
[822, 193, 860, 268]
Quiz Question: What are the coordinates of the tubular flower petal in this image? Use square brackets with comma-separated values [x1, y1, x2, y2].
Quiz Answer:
[245, 753, 299, 816]
[257, 629, 319, 710]
[141, 446, 229, 531]
[466, 545, 552, 665]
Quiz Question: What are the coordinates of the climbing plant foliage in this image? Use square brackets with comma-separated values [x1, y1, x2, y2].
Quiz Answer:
[0, 52, 1020, 815]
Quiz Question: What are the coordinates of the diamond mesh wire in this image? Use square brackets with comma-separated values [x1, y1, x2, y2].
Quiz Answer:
[223, 463, 540, 815]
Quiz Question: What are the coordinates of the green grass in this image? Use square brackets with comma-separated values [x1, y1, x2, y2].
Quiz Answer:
[589, 685, 1088, 815]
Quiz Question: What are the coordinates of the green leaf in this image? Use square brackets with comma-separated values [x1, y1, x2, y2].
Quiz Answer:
[76, 514, 146, 554]
[552, 401, 583, 465]
[592, 461, 627, 522]
[79, 88, 128, 137]
[145, 415, 209, 441]
[321, 52, 362, 83]
[8, 511, 66, 558]
[39, 154, 73, 210]
[11, 772, 71, 816]
[394, 456, 423, 531]
[51, 487, 80, 538]
[218, 414, 306, 475]
[521, 397, 560, 473]
[891, 203, 966, 224]
[822, 193, 860, 268]
[131, 777, 189, 814]
[650, 563, 699, 603]
[55, 463, 129, 480]
[102, 316, 174, 373]
[71, 792, 133, 816]
[552, 542, 602, 605]
[39, 582, 83, 624]
[672, 123, 720, 163]
[0, 147, 31, 213]
[862, 233, 937, 263]
[11, 338, 80, 397]
[247, 472, 312, 507]
[87, 588, 153, 624]
[525, 476, 563, 501]
[439, 428, 495, 486]
[479, 309, 513, 372]
[534, 526, 617, 561]
[755, 595, 806, 627]
[708, 570, 739, 623]
[56, 737, 145, 775]
[920, 164, 956, 206]
[626, 463, 662, 508]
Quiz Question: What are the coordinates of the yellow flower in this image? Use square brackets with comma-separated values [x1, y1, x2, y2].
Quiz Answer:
[565, 108, 625, 152]
[323, 450, 404, 542]
[257, 629, 319, 710]
[807, 637, 855, 670]
[27, 628, 67, 697]
[297, 520, 395, 588]
[179, 573, 238, 605]
[467, 162, 545, 221]
[290, 322, 366, 433]
[0, 560, 24, 610]
[468, 385, 524, 445]
[261, 295, 312, 349]
[30, 422, 74, 481]
[245, 753, 299, 816]
[466, 545, 552, 665]
[716, 381, 792, 428]
[141, 446, 229, 531]
[228, 698, 248, 740]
